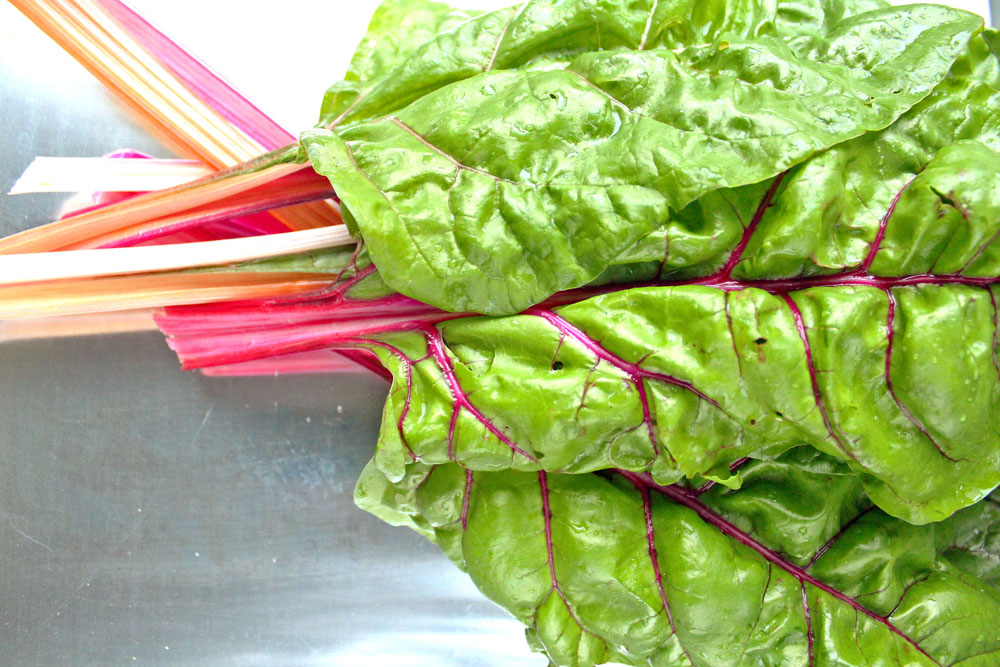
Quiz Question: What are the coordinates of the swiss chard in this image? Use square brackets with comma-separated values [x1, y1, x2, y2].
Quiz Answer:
[319, 0, 484, 127]
[261, 12, 1000, 526]
[305, 7, 1000, 657]
[611, 34, 1000, 282]
[144, 3, 1000, 524]
[350, 278, 1000, 525]
[357, 448, 1000, 666]
[303, 1, 982, 314]
[8, 1, 1000, 665]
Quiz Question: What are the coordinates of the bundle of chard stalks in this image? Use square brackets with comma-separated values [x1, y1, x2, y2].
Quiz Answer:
[6, 0, 1000, 664]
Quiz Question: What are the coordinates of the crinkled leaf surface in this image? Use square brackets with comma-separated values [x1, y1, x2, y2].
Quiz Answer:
[303, 2, 980, 314]
[318, 0, 782, 128]
[356, 449, 1000, 666]
[613, 30, 1000, 282]
[318, 0, 483, 126]
[774, 0, 888, 43]
[193, 18, 1000, 526]
[358, 265, 1000, 523]
[949, 28, 1000, 90]
[335, 40, 1000, 525]
[730, 56, 1000, 279]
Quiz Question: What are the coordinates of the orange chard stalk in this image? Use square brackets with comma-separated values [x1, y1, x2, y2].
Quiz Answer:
[7, 0, 342, 250]
[2, 0, 356, 336]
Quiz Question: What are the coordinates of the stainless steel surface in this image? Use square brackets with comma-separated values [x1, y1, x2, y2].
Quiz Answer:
[0, 4, 540, 665]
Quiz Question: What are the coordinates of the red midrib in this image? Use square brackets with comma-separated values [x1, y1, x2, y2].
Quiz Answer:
[163, 171, 1000, 375]
[617, 470, 941, 665]
[717, 173, 787, 279]
[779, 293, 855, 461]
[527, 308, 727, 412]
[537, 471, 597, 643]
[635, 481, 697, 666]
[423, 327, 538, 463]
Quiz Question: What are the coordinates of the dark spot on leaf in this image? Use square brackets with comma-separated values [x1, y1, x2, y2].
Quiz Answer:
[774, 411, 784, 419]
[930, 186, 968, 219]
[551, 361, 564, 371]
[549, 93, 558, 100]
[749, 419, 756, 426]
[755, 337, 768, 345]
[931, 186, 958, 208]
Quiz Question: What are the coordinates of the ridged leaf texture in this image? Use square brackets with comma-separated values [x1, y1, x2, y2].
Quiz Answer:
[356, 449, 1000, 666]
[328, 23, 1000, 525]
[302, 0, 982, 314]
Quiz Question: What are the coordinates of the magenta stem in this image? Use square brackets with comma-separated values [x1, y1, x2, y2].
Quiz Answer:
[96, 0, 294, 150]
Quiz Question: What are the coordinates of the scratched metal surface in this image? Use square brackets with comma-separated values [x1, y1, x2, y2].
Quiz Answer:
[0, 3, 540, 666]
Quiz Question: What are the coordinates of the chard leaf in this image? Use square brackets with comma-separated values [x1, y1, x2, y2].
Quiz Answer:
[317, 0, 782, 129]
[319, 0, 483, 125]
[304, 3, 980, 315]
[774, 0, 888, 43]
[872, 141, 1000, 276]
[729, 108, 1000, 280]
[279, 39, 1000, 525]
[950, 28, 1000, 90]
[275, 24, 1000, 525]
[613, 40, 1000, 281]
[359, 274, 1000, 524]
[356, 450, 1000, 666]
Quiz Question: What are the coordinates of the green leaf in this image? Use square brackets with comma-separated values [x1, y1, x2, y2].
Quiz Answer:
[299, 18, 1000, 525]
[360, 278, 1000, 524]
[317, 0, 783, 129]
[775, 0, 888, 43]
[611, 34, 1000, 283]
[871, 141, 1000, 276]
[951, 28, 1000, 91]
[357, 450, 1000, 666]
[940, 493, 1000, 588]
[731, 105, 1000, 280]
[304, 2, 980, 315]
[318, 0, 482, 126]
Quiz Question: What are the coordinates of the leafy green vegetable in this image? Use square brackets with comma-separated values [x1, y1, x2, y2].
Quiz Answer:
[318, 0, 782, 128]
[604, 28, 1000, 282]
[774, 0, 890, 43]
[166, 1, 999, 528]
[303, 1, 981, 314]
[318, 0, 483, 128]
[952, 27, 1000, 89]
[357, 449, 1000, 666]
[176, 1, 999, 527]
[155, 4, 1000, 664]
[357, 277, 1000, 525]
[313, 10, 1000, 526]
